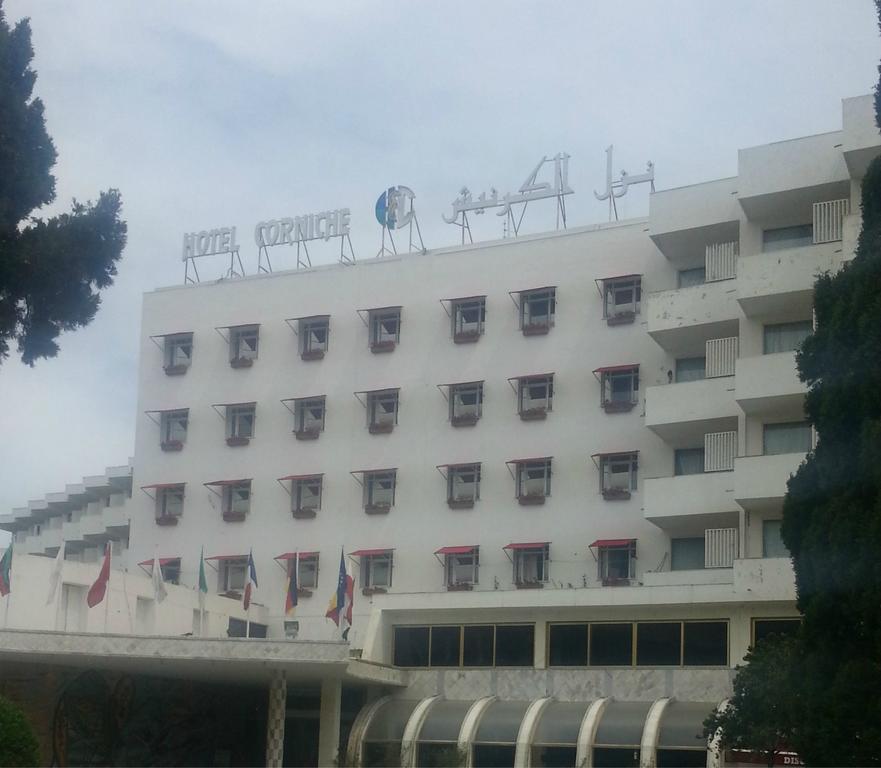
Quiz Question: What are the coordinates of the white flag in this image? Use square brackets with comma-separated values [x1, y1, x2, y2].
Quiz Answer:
[46, 540, 66, 606]
[152, 555, 167, 604]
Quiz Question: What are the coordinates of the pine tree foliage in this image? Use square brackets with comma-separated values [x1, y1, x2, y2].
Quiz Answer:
[0, 0, 126, 365]
[0, 694, 39, 767]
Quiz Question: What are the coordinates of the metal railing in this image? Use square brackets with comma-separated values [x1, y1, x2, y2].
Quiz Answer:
[705, 431, 737, 472]
[705, 527, 738, 568]
[705, 241, 738, 282]
[705, 336, 738, 378]
[813, 199, 849, 244]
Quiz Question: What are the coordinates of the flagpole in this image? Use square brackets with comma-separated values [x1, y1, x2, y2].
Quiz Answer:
[103, 543, 112, 633]
[2, 594, 9, 630]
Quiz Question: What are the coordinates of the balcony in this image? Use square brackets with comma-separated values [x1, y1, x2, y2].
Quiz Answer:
[737, 240, 845, 317]
[62, 519, 84, 545]
[733, 557, 796, 601]
[80, 513, 109, 542]
[842, 94, 881, 178]
[647, 282, 739, 356]
[102, 505, 130, 536]
[41, 526, 62, 553]
[734, 452, 807, 511]
[643, 471, 739, 532]
[736, 352, 806, 417]
[645, 378, 739, 443]
[25, 536, 45, 556]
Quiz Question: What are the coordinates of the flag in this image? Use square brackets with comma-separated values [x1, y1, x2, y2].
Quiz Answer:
[87, 541, 112, 608]
[0, 541, 12, 597]
[325, 550, 354, 639]
[46, 540, 66, 605]
[198, 547, 208, 611]
[285, 555, 299, 618]
[152, 555, 167, 604]
[243, 549, 258, 611]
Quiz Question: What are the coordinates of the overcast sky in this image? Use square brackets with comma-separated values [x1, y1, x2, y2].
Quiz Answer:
[0, 1, 878, 528]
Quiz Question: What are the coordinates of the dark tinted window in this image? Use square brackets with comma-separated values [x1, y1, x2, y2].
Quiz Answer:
[590, 624, 633, 666]
[495, 625, 534, 666]
[463, 625, 494, 667]
[754, 618, 800, 646]
[430, 626, 461, 667]
[683, 622, 727, 666]
[548, 624, 588, 666]
[473, 744, 516, 768]
[657, 749, 706, 768]
[393, 626, 429, 667]
[636, 623, 681, 666]
[593, 747, 640, 767]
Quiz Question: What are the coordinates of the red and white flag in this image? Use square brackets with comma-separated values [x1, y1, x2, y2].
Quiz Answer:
[87, 542, 112, 608]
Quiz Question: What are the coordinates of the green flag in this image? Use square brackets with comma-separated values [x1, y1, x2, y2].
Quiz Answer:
[198, 547, 208, 595]
[0, 540, 12, 596]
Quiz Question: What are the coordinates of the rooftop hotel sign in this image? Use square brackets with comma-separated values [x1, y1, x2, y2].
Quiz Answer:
[254, 209, 351, 247]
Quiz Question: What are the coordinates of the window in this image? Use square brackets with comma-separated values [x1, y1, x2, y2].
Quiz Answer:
[590, 623, 633, 666]
[445, 548, 478, 588]
[160, 409, 188, 450]
[518, 375, 553, 419]
[366, 390, 399, 434]
[677, 267, 706, 288]
[229, 325, 259, 366]
[671, 538, 705, 571]
[451, 297, 486, 342]
[226, 404, 255, 445]
[763, 320, 812, 354]
[228, 617, 267, 638]
[163, 333, 192, 374]
[674, 448, 704, 476]
[513, 545, 549, 586]
[155, 486, 184, 525]
[548, 624, 589, 666]
[393, 624, 534, 668]
[636, 623, 682, 665]
[603, 276, 641, 324]
[675, 357, 706, 383]
[299, 316, 329, 359]
[520, 288, 556, 333]
[293, 397, 325, 439]
[516, 459, 552, 504]
[221, 558, 248, 593]
[597, 543, 635, 584]
[447, 464, 480, 508]
[597, 366, 639, 412]
[683, 621, 728, 666]
[292, 476, 322, 517]
[762, 520, 789, 558]
[369, 308, 401, 351]
[296, 554, 319, 590]
[762, 224, 813, 252]
[599, 453, 638, 499]
[364, 471, 396, 513]
[222, 481, 251, 521]
[362, 552, 393, 590]
[763, 421, 812, 455]
[161, 558, 181, 585]
[753, 618, 800, 646]
[450, 382, 483, 425]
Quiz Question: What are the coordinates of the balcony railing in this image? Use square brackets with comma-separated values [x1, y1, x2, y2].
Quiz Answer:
[813, 199, 849, 244]
[704, 430, 737, 472]
[705, 527, 738, 568]
[705, 241, 738, 282]
[706, 336, 738, 378]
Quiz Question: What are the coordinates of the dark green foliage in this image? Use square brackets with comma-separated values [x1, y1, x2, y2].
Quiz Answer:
[0, 694, 40, 767]
[703, 635, 798, 768]
[0, 0, 126, 365]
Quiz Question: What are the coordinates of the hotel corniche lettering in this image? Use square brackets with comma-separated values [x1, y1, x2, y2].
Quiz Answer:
[181, 227, 238, 261]
[254, 209, 351, 247]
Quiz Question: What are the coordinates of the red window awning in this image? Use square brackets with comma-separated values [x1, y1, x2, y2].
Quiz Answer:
[592, 364, 639, 375]
[589, 539, 636, 549]
[357, 305, 402, 314]
[205, 553, 248, 561]
[503, 542, 549, 550]
[507, 372, 554, 382]
[277, 473, 323, 482]
[349, 548, 393, 557]
[216, 323, 260, 330]
[506, 456, 552, 465]
[440, 295, 486, 303]
[590, 451, 639, 459]
[350, 468, 397, 476]
[285, 314, 329, 323]
[509, 286, 556, 297]
[144, 407, 190, 415]
[204, 478, 251, 487]
[436, 379, 484, 389]
[597, 273, 641, 282]
[150, 331, 192, 339]
[434, 545, 477, 555]
[137, 557, 180, 567]
[274, 551, 319, 561]
[211, 401, 256, 409]
[140, 482, 185, 491]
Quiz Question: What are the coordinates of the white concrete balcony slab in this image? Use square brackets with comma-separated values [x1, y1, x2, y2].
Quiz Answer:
[737, 131, 849, 221]
[102, 505, 130, 534]
[737, 241, 846, 317]
[61, 519, 84, 545]
[843, 94, 881, 178]
[643, 472, 739, 532]
[641, 568, 734, 588]
[80, 513, 109, 541]
[41, 527, 62, 553]
[733, 557, 796, 601]
[644, 378, 739, 443]
[648, 177, 740, 266]
[735, 352, 807, 417]
[25, 536, 46, 556]
[734, 452, 807, 512]
[647, 282, 739, 356]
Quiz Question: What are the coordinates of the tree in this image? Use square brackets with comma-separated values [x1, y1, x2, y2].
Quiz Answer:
[703, 635, 799, 768]
[777, 5, 881, 762]
[0, 693, 40, 767]
[0, 1, 126, 366]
